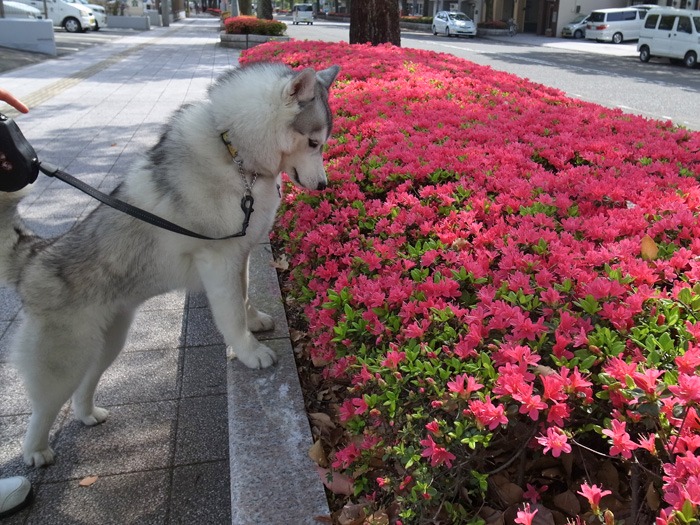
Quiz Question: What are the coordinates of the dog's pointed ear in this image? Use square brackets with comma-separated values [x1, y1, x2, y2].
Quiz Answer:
[284, 68, 317, 103]
[316, 65, 340, 90]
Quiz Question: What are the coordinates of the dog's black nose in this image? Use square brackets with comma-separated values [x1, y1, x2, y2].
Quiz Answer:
[317, 181, 327, 191]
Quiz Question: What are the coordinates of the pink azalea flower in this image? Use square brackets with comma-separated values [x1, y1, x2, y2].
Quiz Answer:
[419, 435, 456, 468]
[602, 420, 638, 459]
[514, 503, 539, 525]
[446, 373, 483, 398]
[577, 482, 612, 514]
[536, 427, 572, 458]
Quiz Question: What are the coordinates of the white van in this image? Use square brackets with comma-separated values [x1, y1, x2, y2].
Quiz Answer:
[292, 3, 313, 25]
[13, 0, 96, 32]
[585, 7, 644, 43]
[638, 8, 700, 68]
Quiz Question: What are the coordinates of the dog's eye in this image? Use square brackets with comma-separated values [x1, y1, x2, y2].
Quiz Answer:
[308, 139, 319, 149]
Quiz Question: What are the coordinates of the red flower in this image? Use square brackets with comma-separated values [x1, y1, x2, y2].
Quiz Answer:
[419, 435, 456, 468]
[577, 482, 612, 514]
[514, 503, 539, 525]
[536, 427, 571, 458]
[601, 420, 638, 459]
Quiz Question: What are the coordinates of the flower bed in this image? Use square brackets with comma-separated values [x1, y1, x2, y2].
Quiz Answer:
[241, 41, 700, 524]
[223, 15, 286, 35]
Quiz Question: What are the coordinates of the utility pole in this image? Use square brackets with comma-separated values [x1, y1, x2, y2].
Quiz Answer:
[161, 0, 169, 26]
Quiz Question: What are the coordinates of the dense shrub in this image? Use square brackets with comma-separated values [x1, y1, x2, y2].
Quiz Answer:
[242, 41, 700, 525]
[223, 15, 286, 36]
[400, 16, 433, 24]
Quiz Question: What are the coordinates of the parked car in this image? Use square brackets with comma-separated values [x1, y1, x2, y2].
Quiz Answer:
[292, 3, 313, 25]
[561, 13, 589, 38]
[585, 7, 645, 43]
[13, 0, 96, 32]
[2, 0, 43, 18]
[432, 11, 477, 38]
[638, 8, 700, 67]
[74, 0, 106, 29]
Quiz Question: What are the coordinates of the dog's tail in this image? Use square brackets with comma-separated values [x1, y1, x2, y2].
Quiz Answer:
[0, 190, 41, 286]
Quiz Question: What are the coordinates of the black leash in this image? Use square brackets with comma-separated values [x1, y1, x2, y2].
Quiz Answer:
[37, 162, 254, 240]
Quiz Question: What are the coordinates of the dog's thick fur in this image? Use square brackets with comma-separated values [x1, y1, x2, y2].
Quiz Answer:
[0, 62, 339, 467]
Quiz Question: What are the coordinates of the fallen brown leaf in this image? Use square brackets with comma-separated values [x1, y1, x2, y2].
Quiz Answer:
[310, 411, 336, 434]
[271, 254, 290, 271]
[308, 439, 328, 467]
[641, 234, 659, 261]
[645, 482, 661, 511]
[336, 503, 366, 525]
[78, 475, 98, 487]
[552, 489, 581, 516]
[316, 466, 353, 496]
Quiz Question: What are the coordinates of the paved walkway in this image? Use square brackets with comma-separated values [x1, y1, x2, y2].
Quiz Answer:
[0, 15, 328, 525]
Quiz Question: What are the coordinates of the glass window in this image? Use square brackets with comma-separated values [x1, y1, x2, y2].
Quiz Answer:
[645, 13, 659, 28]
[658, 15, 675, 30]
[608, 12, 625, 21]
[693, 16, 700, 32]
[624, 10, 638, 20]
[677, 16, 692, 33]
[590, 12, 606, 22]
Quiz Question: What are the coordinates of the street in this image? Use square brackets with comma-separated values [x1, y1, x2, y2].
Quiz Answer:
[2, 17, 698, 129]
[284, 18, 700, 130]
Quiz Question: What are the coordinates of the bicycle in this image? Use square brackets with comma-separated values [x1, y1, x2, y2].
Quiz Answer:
[507, 18, 517, 36]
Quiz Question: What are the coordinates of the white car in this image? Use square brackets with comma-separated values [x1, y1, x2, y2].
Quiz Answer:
[2, 0, 43, 18]
[66, 0, 106, 29]
[432, 11, 477, 38]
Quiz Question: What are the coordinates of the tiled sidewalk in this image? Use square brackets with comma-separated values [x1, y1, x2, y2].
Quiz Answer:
[0, 15, 327, 525]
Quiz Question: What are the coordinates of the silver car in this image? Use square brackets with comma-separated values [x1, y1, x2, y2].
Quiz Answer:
[432, 11, 477, 38]
[561, 13, 589, 38]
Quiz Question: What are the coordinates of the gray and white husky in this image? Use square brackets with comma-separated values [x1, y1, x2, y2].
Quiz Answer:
[0, 62, 339, 467]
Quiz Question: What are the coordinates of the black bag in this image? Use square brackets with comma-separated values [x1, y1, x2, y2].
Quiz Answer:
[0, 113, 39, 192]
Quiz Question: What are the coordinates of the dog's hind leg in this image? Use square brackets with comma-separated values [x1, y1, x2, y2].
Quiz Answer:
[15, 317, 101, 467]
[72, 310, 134, 426]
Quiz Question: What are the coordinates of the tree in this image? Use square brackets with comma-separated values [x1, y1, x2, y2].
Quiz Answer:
[257, 0, 272, 19]
[349, 0, 400, 46]
[239, 0, 251, 15]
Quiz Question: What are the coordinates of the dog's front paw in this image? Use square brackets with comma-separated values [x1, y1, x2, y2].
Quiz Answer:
[247, 310, 275, 332]
[24, 447, 55, 467]
[227, 342, 277, 369]
[79, 407, 109, 426]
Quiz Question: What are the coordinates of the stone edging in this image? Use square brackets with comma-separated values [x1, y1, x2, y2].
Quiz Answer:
[219, 32, 291, 48]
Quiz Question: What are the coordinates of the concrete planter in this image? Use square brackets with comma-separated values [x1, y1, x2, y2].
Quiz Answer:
[400, 21, 432, 32]
[219, 32, 290, 49]
[0, 19, 56, 55]
[477, 27, 510, 37]
[106, 15, 151, 30]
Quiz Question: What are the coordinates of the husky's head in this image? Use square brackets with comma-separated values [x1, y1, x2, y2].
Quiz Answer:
[279, 65, 340, 191]
[210, 63, 340, 191]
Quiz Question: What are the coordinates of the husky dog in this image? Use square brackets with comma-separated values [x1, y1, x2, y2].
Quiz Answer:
[0, 62, 340, 467]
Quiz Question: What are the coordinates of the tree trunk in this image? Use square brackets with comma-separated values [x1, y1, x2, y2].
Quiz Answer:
[238, 0, 251, 15]
[349, 0, 401, 46]
[258, 0, 272, 19]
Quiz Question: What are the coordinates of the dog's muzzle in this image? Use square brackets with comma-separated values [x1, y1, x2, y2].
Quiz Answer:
[293, 168, 326, 191]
